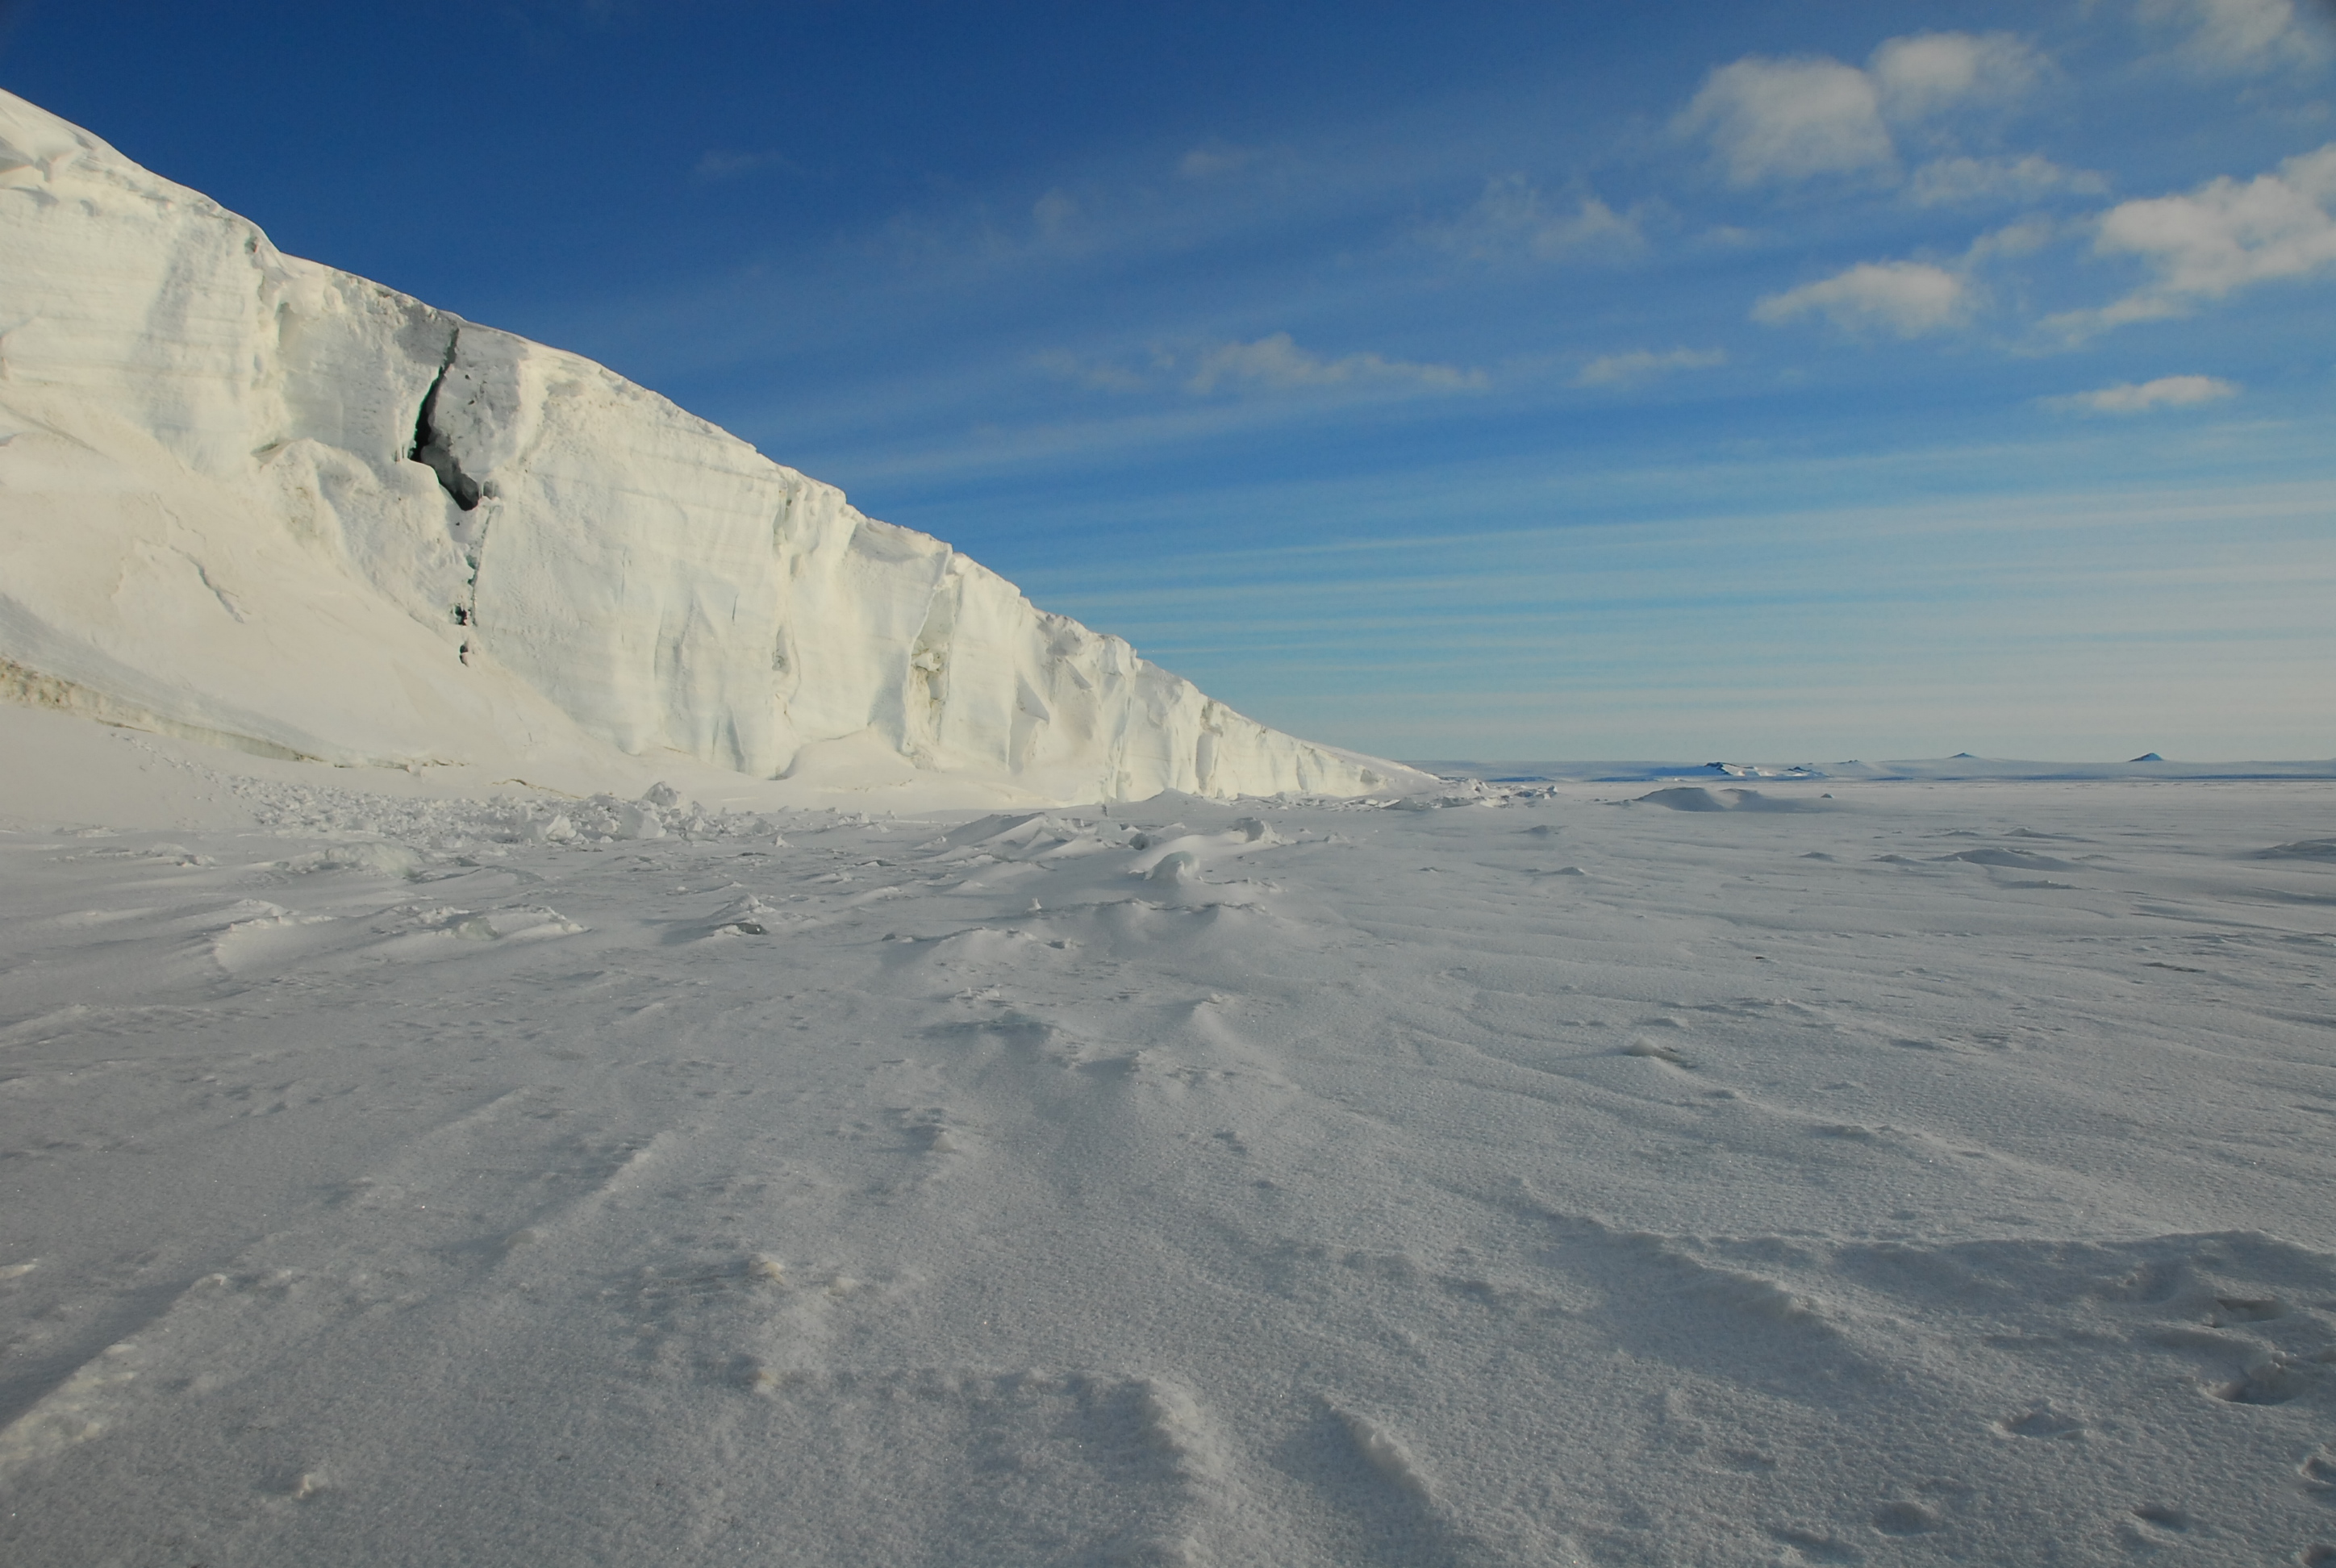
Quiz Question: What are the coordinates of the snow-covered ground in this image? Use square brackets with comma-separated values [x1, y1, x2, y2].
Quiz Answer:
[4, 708, 2333, 1566]
[1425, 759, 2336, 785]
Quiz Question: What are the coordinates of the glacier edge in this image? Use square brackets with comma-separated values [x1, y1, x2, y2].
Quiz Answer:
[0, 87, 1418, 806]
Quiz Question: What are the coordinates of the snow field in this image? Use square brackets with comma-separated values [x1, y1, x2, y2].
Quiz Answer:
[3, 744, 2334, 1564]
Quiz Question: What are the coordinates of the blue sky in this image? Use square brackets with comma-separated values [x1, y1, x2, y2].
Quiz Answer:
[6, 0, 2333, 761]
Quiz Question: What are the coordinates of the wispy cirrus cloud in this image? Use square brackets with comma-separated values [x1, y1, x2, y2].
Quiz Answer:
[1177, 141, 1258, 180]
[1963, 215, 2063, 265]
[1030, 349, 1163, 394]
[1754, 261, 1971, 336]
[2043, 374, 2241, 412]
[2134, 0, 2333, 71]
[1424, 175, 1651, 264]
[1574, 347, 1727, 387]
[1186, 333, 1486, 396]
[1905, 153, 2108, 207]
[1037, 335, 1486, 401]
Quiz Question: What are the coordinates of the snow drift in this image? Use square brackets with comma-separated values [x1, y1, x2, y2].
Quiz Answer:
[0, 90, 1408, 804]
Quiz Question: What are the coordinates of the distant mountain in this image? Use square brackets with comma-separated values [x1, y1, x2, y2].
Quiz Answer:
[0, 90, 1414, 804]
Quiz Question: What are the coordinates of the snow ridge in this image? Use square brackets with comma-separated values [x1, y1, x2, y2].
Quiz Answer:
[0, 89, 1411, 805]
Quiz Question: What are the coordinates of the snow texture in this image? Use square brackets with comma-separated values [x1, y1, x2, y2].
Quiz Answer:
[0, 89, 1408, 806]
[4, 708, 2335, 1565]
[1422, 757, 2336, 783]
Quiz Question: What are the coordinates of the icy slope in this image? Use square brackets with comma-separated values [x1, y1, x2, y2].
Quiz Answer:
[0, 90, 1408, 803]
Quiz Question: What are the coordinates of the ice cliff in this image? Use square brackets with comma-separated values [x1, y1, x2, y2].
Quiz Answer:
[0, 90, 1409, 803]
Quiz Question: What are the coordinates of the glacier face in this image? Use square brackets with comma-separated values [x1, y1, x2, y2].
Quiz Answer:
[0, 90, 1408, 803]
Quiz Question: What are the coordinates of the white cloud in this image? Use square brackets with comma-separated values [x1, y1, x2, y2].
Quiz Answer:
[1964, 215, 2063, 261]
[2138, 0, 2332, 70]
[1870, 31, 2047, 121]
[1676, 33, 2052, 188]
[1185, 333, 1485, 396]
[2038, 294, 2192, 338]
[1753, 261, 1971, 336]
[1907, 154, 2108, 207]
[2098, 143, 2336, 295]
[2048, 143, 2336, 337]
[1574, 348, 1728, 387]
[1675, 56, 1894, 186]
[2044, 374, 2242, 412]
[1178, 143, 1256, 180]
[1036, 337, 1484, 398]
[1428, 176, 1650, 263]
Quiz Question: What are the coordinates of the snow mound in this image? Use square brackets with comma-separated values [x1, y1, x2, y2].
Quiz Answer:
[2259, 838, 2336, 861]
[1633, 786, 1829, 813]
[0, 89, 1417, 807]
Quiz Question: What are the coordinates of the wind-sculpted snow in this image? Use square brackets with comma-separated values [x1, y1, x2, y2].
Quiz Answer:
[0, 90, 1408, 803]
[7, 728, 2336, 1564]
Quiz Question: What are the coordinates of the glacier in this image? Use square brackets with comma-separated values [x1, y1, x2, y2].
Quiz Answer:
[0, 89, 1412, 805]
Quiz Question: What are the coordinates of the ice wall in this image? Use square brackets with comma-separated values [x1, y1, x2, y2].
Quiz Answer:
[0, 90, 1407, 803]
